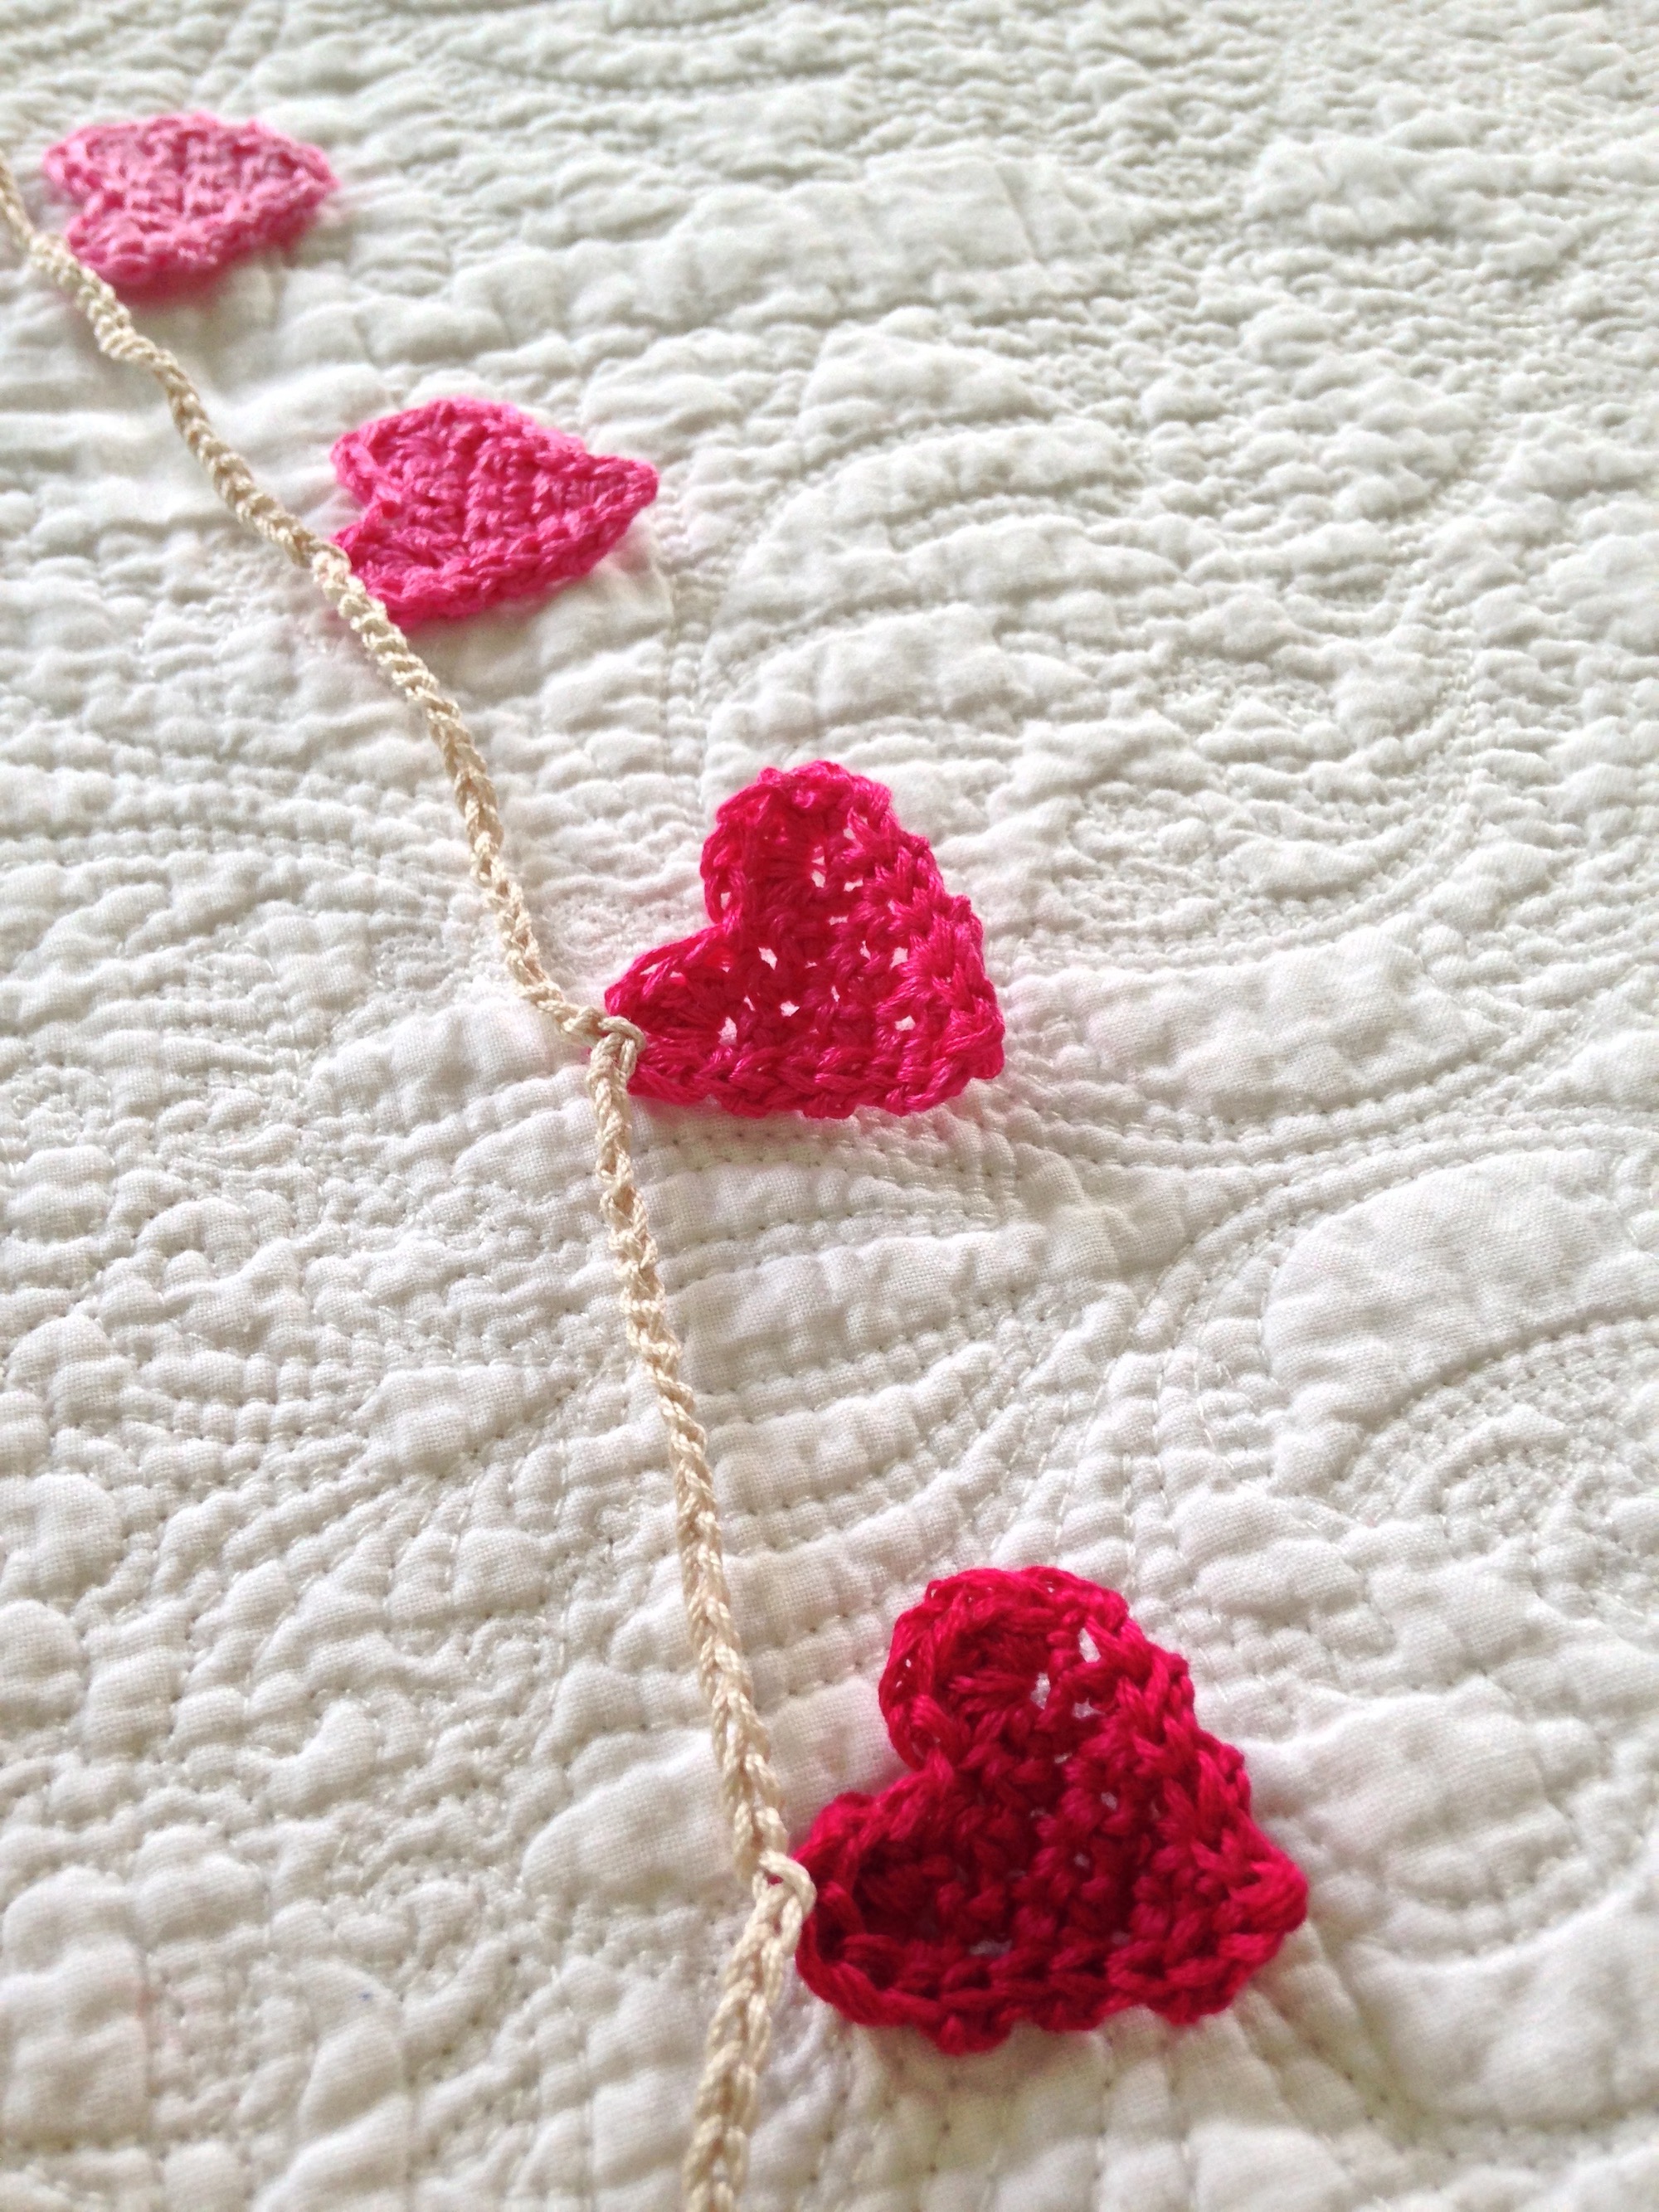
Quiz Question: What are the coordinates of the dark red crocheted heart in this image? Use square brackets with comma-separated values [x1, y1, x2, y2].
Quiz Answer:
[41, 114, 334, 294]
[795, 1567, 1307, 2053]
[604, 761, 1003, 1119]
[332, 398, 659, 625]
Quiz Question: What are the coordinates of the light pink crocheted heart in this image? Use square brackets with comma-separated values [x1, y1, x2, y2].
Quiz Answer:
[41, 114, 334, 293]
[606, 761, 1005, 1119]
[332, 398, 659, 625]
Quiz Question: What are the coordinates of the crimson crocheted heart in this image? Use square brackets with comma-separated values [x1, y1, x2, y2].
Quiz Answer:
[41, 114, 334, 293]
[604, 761, 1004, 1119]
[795, 1567, 1307, 2053]
[332, 397, 659, 625]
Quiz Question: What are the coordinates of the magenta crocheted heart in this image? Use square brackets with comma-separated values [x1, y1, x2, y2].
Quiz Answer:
[795, 1568, 1308, 2054]
[332, 397, 659, 625]
[604, 761, 1004, 1119]
[41, 114, 334, 293]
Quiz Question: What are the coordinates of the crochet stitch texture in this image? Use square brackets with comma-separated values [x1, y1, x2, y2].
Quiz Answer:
[795, 1566, 1307, 2053]
[332, 396, 659, 625]
[41, 114, 333, 291]
[606, 761, 1004, 1118]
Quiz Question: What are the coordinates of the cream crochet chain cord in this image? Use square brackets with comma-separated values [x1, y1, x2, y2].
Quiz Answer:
[0, 152, 812, 2212]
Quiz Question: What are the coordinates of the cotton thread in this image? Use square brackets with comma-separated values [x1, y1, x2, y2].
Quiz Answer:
[0, 148, 809, 2212]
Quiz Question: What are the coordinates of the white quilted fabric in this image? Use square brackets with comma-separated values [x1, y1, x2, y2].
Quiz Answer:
[3, 3, 1658, 2206]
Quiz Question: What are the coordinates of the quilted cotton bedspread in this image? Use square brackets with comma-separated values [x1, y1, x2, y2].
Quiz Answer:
[3, 2, 1658, 2206]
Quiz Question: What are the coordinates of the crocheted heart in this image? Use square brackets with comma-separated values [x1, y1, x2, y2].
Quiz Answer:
[604, 761, 1004, 1118]
[332, 397, 659, 625]
[41, 114, 334, 293]
[795, 1567, 1307, 2053]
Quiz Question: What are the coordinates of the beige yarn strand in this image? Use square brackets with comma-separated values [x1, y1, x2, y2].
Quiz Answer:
[0, 153, 811, 2212]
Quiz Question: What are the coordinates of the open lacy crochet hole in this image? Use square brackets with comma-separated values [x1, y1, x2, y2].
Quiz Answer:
[794, 1567, 1307, 2055]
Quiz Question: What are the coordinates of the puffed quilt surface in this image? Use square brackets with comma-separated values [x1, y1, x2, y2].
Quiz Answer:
[2, 2, 1657, 2206]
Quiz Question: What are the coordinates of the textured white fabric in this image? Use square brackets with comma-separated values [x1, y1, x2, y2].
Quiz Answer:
[3, 4, 1659, 2207]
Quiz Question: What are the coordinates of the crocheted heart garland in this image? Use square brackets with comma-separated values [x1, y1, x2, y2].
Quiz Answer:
[41, 114, 333, 292]
[332, 396, 659, 625]
[606, 761, 1004, 1118]
[795, 1566, 1307, 2052]
[3, 134, 1306, 2212]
